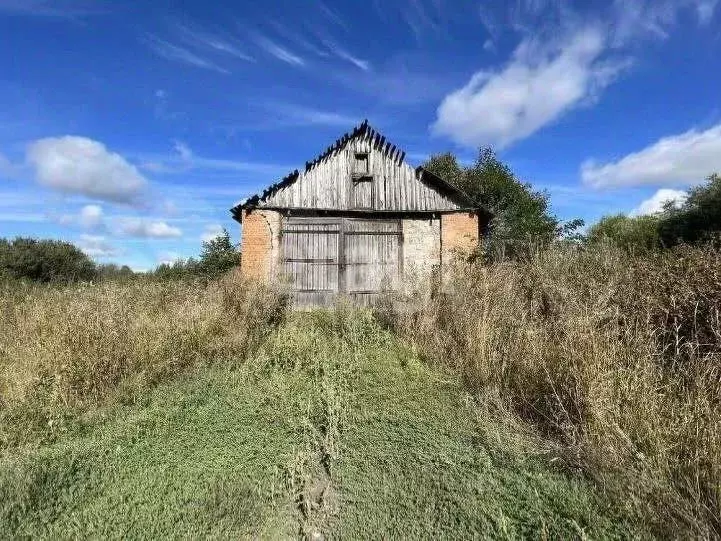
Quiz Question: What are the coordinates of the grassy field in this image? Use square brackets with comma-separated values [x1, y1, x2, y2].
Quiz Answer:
[1, 245, 719, 538]
[1, 311, 637, 539]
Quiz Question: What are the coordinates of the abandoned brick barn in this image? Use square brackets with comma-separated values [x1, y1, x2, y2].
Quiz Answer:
[231, 120, 490, 306]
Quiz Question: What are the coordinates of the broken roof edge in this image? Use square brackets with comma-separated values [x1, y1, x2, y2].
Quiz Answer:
[229, 120, 492, 222]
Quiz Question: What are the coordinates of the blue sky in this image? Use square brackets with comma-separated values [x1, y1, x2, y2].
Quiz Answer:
[1, 0, 720, 269]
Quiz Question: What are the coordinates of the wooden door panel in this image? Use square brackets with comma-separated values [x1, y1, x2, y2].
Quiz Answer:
[342, 219, 401, 295]
[280, 220, 340, 306]
[280, 217, 402, 306]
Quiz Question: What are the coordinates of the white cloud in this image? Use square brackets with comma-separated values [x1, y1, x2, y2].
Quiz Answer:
[79, 204, 103, 228]
[320, 39, 370, 71]
[157, 251, 182, 265]
[173, 140, 193, 162]
[119, 218, 182, 238]
[432, 1, 712, 149]
[26, 136, 147, 204]
[174, 22, 254, 62]
[54, 204, 105, 229]
[695, 0, 719, 23]
[611, 0, 718, 41]
[432, 27, 624, 149]
[582, 124, 721, 188]
[201, 223, 225, 242]
[631, 189, 688, 216]
[145, 35, 230, 74]
[139, 141, 289, 176]
[251, 33, 304, 66]
[77, 235, 119, 258]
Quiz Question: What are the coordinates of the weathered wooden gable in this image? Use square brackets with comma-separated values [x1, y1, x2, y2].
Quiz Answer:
[238, 121, 473, 213]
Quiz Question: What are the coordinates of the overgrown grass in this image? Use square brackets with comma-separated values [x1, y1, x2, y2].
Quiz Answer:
[0, 310, 638, 538]
[0, 271, 288, 448]
[2, 244, 718, 537]
[382, 243, 721, 538]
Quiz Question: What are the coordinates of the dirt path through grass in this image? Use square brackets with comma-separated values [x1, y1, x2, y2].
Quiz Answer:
[0, 311, 639, 539]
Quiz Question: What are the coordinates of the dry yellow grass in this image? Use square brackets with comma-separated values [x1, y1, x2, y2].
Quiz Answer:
[0, 271, 288, 410]
[383, 243, 721, 538]
[1, 245, 719, 537]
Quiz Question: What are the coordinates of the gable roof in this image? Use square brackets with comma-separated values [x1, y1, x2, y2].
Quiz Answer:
[231, 120, 482, 221]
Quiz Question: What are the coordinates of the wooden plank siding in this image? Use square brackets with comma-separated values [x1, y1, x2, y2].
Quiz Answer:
[254, 137, 462, 212]
[279, 217, 402, 307]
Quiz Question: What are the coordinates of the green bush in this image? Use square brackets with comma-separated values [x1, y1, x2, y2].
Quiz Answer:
[150, 228, 240, 280]
[659, 173, 721, 246]
[198, 228, 241, 278]
[424, 148, 581, 260]
[586, 214, 661, 253]
[0, 237, 97, 283]
[97, 263, 135, 282]
[588, 173, 721, 254]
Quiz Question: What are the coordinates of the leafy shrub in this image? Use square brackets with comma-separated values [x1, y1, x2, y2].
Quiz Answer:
[424, 148, 580, 260]
[659, 173, 721, 246]
[0, 237, 97, 283]
[198, 228, 241, 277]
[586, 214, 661, 253]
[587, 173, 721, 254]
[97, 263, 135, 282]
[149, 229, 240, 280]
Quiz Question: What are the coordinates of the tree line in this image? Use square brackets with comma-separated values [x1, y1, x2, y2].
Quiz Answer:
[423, 149, 721, 258]
[3, 150, 719, 284]
[0, 229, 240, 283]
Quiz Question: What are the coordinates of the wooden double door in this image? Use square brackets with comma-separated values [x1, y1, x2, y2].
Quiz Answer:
[280, 217, 402, 306]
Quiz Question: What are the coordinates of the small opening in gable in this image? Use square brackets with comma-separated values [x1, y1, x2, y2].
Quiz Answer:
[353, 152, 369, 175]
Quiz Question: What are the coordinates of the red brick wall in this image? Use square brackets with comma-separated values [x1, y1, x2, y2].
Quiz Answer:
[441, 211, 479, 264]
[240, 210, 280, 280]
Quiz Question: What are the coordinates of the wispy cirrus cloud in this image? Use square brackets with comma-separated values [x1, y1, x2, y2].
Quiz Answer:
[320, 38, 370, 71]
[268, 20, 369, 71]
[433, 0, 716, 150]
[695, 0, 719, 23]
[402, 0, 443, 40]
[173, 22, 254, 62]
[250, 32, 304, 66]
[264, 104, 362, 128]
[610, 0, 718, 44]
[140, 140, 290, 177]
[269, 21, 331, 58]
[317, 0, 349, 32]
[144, 34, 230, 74]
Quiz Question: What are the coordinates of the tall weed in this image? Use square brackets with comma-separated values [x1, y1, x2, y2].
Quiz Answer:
[0, 271, 288, 445]
[384, 243, 721, 538]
